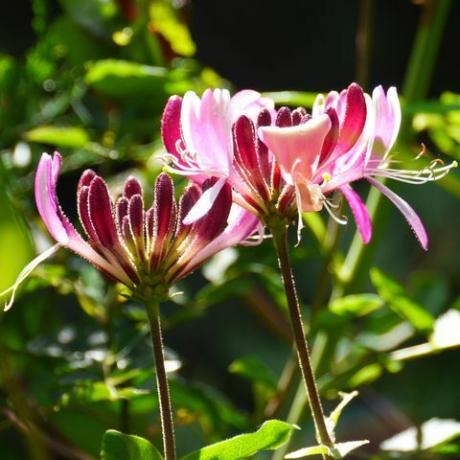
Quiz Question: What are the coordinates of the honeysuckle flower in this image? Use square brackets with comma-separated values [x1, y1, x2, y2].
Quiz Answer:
[161, 88, 274, 224]
[2, 152, 258, 310]
[259, 83, 457, 248]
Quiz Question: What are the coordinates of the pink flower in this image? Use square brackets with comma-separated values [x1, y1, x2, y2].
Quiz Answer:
[259, 83, 457, 249]
[161, 88, 274, 224]
[3, 152, 258, 309]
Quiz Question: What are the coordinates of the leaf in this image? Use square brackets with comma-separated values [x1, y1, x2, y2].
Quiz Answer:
[285, 440, 369, 459]
[228, 355, 278, 391]
[332, 440, 369, 457]
[262, 91, 317, 108]
[85, 59, 167, 100]
[181, 420, 297, 460]
[328, 391, 359, 430]
[101, 430, 163, 460]
[370, 268, 434, 332]
[380, 418, 460, 452]
[25, 125, 90, 148]
[285, 445, 330, 458]
[329, 294, 384, 317]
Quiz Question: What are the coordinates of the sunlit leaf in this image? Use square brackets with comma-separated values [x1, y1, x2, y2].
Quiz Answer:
[327, 391, 358, 430]
[262, 91, 317, 108]
[329, 294, 383, 316]
[285, 444, 330, 458]
[101, 430, 163, 460]
[25, 125, 90, 148]
[85, 59, 167, 100]
[370, 268, 434, 332]
[181, 420, 297, 460]
[285, 440, 369, 459]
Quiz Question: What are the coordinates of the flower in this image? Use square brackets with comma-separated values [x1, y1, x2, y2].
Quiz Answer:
[258, 83, 457, 248]
[2, 152, 258, 309]
[161, 88, 274, 224]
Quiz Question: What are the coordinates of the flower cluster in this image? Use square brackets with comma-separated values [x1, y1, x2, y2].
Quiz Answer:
[4, 152, 257, 309]
[163, 84, 457, 248]
[5, 83, 456, 311]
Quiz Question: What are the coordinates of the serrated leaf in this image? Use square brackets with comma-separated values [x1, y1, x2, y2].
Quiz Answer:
[101, 430, 163, 460]
[329, 294, 383, 316]
[370, 268, 434, 331]
[25, 126, 90, 148]
[181, 420, 297, 460]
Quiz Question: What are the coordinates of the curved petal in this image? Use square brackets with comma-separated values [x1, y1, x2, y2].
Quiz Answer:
[35, 152, 71, 244]
[368, 177, 428, 250]
[161, 95, 182, 157]
[181, 89, 233, 176]
[230, 89, 275, 122]
[183, 177, 227, 225]
[258, 114, 331, 184]
[182, 205, 259, 276]
[371, 86, 402, 158]
[340, 184, 372, 244]
[35, 153, 134, 285]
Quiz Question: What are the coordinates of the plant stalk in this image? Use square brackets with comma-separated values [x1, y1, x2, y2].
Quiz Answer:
[145, 301, 176, 460]
[271, 226, 334, 456]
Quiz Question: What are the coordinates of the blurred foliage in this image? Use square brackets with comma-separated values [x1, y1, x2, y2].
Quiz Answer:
[0, 0, 460, 459]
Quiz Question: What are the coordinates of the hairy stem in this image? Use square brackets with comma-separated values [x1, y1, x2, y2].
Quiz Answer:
[145, 301, 176, 460]
[271, 226, 333, 456]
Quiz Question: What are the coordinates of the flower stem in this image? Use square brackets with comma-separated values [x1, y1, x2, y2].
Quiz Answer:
[145, 300, 176, 460]
[271, 226, 334, 455]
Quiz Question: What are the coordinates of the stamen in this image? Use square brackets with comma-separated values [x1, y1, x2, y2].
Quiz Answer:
[323, 200, 348, 225]
[1, 243, 61, 311]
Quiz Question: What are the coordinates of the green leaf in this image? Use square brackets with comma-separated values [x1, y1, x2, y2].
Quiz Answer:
[286, 440, 369, 459]
[228, 355, 277, 391]
[328, 391, 359, 430]
[101, 430, 163, 460]
[25, 125, 89, 148]
[285, 445, 330, 458]
[181, 420, 297, 460]
[329, 294, 383, 316]
[262, 91, 317, 108]
[370, 268, 434, 332]
[85, 59, 167, 100]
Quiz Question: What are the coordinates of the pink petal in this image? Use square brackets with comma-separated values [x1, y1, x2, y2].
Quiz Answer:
[340, 184, 372, 244]
[181, 89, 233, 176]
[161, 95, 182, 157]
[371, 86, 401, 158]
[368, 177, 428, 250]
[230, 89, 275, 122]
[35, 153, 133, 285]
[182, 177, 227, 225]
[336, 83, 367, 154]
[258, 114, 331, 184]
[35, 152, 71, 244]
[181, 205, 259, 277]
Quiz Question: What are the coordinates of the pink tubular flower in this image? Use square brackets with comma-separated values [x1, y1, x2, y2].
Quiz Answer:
[2, 152, 258, 310]
[259, 83, 457, 249]
[161, 88, 274, 224]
